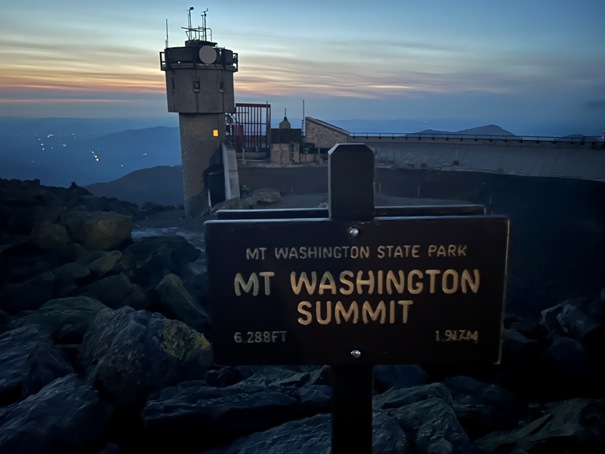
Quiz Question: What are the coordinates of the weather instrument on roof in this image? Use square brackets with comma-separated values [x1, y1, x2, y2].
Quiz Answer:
[199, 45, 217, 64]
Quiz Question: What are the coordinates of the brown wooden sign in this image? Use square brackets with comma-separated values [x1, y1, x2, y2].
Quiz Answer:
[205, 212, 509, 366]
[205, 143, 509, 454]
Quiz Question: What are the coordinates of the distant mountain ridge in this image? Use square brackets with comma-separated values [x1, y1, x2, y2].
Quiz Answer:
[86, 165, 184, 206]
[411, 124, 516, 136]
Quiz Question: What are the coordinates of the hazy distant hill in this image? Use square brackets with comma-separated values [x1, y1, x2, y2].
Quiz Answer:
[83, 126, 181, 177]
[411, 124, 516, 136]
[86, 165, 184, 206]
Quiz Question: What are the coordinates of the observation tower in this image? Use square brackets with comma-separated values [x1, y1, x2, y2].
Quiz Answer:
[160, 8, 238, 216]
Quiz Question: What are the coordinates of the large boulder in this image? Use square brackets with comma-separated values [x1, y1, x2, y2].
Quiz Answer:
[61, 210, 133, 251]
[0, 374, 112, 453]
[442, 375, 527, 440]
[202, 412, 410, 454]
[79, 273, 147, 310]
[142, 382, 301, 450]
[541, 297, 605, 342]
[247, 188, 282, 205]
[0, 270, 55, 314]
[78, 306, 212, 408]
[374, 382, 452, 410]
[122, 236, 200, 287]
[29, 221, 71, 250]
[9, 296, 109, 344]
[53, 262, 91, 296]
[153, 273, 210, 332]
[0, 326, 73, 406]
[474, 398, 605, 453]
[388, 396, 473, 453]
[80, 250, 123, 277]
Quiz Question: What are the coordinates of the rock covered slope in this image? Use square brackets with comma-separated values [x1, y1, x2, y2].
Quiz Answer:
[0, 177, 604, 453]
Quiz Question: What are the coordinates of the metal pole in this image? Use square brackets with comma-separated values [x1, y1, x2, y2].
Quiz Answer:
[328, 143, 375, 453]
[331, 366, 373, 453]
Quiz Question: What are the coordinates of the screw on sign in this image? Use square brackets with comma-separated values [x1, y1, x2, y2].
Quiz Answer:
[204, 143, 510, 453]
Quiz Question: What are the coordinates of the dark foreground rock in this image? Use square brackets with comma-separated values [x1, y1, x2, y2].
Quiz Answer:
[79, 306, 212, 409]
[0, 374, 112, 453]
[1, 177, 604, 453]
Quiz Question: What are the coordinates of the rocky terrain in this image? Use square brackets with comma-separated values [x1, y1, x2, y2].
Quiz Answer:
[1, 177, 604, 453]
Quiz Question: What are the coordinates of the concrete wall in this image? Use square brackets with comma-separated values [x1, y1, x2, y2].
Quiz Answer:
[270, 143, 300, 165]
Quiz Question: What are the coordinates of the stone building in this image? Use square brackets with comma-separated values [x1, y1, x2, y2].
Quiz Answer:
[304, 117, 350, 152]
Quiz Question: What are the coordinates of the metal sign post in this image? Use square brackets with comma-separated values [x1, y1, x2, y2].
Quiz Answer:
[205, 143, 510, 452]
[328, 144, 375, 453]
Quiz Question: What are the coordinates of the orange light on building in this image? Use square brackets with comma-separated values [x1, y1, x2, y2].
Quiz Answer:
[213, 129, 219, 137]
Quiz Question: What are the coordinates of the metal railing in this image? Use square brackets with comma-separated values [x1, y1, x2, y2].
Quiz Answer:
[349, 132, 603, 145]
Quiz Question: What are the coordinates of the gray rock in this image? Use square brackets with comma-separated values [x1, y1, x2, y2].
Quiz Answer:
[442, 375, 526, 439]
[0, 374, 112, 453]
[78, 307, 212, 408]
[53, 261, 91, 296]
[122, 235, 200, 286]
[374, 382, 452, 410]
[207, 412, 410, 454]
[9, 296, 109, 344]
[61, 210, 133, 251]
[82, 249, 123, 277]
[501, 327, 542, 361]
[474, 398, 605, 453]
[29, 221, 71, 250]
[238, 365, 328, 387]
[249, 188, 282, 204]
[374, 364, 429, 391]
[5, 204, 65, 236]
[290, 384, 332, 414]
[541, 297, 605, 342]
[80, 273, 147, 310]
[0, 326, 73, 406]
[207, 414, 332, 454]
[141, 382, 301, 449]
[0, 270, 55, 314]
[153, 273, 210, 332]
[388, 396, 473, 454]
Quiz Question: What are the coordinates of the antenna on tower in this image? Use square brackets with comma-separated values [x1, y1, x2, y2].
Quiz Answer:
[302, 99, 305, 134]
[185, 6, 194, 40]
[201, 9, 208, 41]
[182, 7, 213, 42]
[165, 18, 169, 48]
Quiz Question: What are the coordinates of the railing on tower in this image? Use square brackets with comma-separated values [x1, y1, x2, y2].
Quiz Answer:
[230, 103, 272, 154]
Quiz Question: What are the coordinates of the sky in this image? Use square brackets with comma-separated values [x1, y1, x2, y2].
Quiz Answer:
[0, 0, 604, 135]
